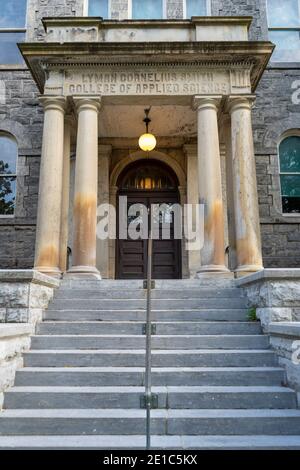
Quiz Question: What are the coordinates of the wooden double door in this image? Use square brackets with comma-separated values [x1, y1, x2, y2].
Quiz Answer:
[116, 191, 182, 279]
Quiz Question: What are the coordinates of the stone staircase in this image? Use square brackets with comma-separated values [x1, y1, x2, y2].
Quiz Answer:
[1, 279, 300, 449]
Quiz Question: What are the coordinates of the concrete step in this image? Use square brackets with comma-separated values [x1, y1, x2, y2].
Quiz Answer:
[37, 321, 262, 336]
[60, 279, 236, 290]
[44, 309, 249, 322]
[1, 434, 300, 449]
[1, 409, 300, 435]
[30, 334, 269, 350]
[55, 288, 245, 300]
[24, 349, 277, 367]
[49, 298, 247, 310]
[4, 386, 296, 410]
[15, 366, 285, 387]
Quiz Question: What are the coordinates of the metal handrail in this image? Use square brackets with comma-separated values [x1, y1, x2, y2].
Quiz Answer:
[145, 232, 153, 450]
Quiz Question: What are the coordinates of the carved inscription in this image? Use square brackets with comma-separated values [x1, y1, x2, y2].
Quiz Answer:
[63, 69, 230, 96]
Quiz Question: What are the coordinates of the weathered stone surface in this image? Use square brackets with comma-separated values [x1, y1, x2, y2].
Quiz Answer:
[238, 270, 300, 330]
[0, 325, 32, 409]
[257, 308, 293, 331]
[268, 322, 300, 393]
[0, 271, 58, 323]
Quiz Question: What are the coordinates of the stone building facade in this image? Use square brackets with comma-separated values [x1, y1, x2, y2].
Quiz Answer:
[0, 0, 300, 277]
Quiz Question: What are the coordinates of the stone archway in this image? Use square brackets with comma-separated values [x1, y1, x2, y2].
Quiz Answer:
[110, 150, 186, 188]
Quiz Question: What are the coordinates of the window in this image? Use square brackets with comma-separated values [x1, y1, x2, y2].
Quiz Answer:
[267, 0, 300, 62]
[0, 132, 17, 216]
[88, 0, 109, 18]
[0, 0, 27, 64]
[184, 0, 209, 18]
[132, 0, 163, 19]
[279, 135, 300, 214]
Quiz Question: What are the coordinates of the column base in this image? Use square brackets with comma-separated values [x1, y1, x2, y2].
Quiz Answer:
[65, 265, 101, 280]
[196, 265, 233, 278]
[234, 265, 264, 278]
[34, 266, 62, 279]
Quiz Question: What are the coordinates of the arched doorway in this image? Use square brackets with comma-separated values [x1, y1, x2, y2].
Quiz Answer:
[116, 159, 182, 279]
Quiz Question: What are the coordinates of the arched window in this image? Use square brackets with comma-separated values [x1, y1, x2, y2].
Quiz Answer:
[0, 132, 17, 216]
[279, 135, 300, 214]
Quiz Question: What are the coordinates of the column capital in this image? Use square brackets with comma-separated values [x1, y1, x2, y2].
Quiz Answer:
[192, 95, 222, 111]
[73, 96, 102, 113]
[183, 144, 197, 158]
[39, 95, 67, 113]
[98, 144, 112, 159]
[225, 94, 256, 114]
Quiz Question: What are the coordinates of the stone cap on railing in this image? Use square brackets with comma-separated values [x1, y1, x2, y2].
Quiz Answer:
[0, 324, 33, 339]
[268, 322, 300, 338]
[236, 268, 300, 287]
[41, 16, 252, 44]
[0, 270, 59, 288]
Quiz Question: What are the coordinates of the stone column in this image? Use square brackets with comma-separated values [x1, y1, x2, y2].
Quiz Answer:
[59, 115, 72, 273]
[34, 96, 66, 278]
[193, 96, 229, 275]
[67, 97, 101, 279]
[96, 144, 112, 278]
[227, 96, 263, 274]
[184, 144, 201, 277]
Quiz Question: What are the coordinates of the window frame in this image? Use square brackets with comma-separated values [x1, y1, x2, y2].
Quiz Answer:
[0, 0, 28, 67]
[85, 0, 112, 19]
[278, 130, 300, 216]
[183, 0, 211, 18]
[86, 0, 211, 20]
[0, 131, 18, 218]
[266, 0, 300, 63]
[128, 0, 167, 20]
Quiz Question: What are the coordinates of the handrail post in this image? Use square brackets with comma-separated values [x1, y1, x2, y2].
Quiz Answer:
[145, 232, 153, 450]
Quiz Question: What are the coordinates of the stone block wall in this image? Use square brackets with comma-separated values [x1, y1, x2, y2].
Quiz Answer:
[212, 0, 268, 40]
[253, 68, 300, 267]
[0, 70, 42, 269]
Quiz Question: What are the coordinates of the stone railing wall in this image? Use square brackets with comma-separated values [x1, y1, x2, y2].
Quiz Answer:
[268, 323, 300, 404]
[236, 269, 300, 332]
[0, 270, 59, 324]
[0, 324, 33, 409]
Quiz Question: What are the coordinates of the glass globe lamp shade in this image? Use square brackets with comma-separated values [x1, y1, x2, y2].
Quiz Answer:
[139, 133, 157, 152]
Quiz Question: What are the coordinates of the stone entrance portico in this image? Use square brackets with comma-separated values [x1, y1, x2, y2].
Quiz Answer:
[20, 16, 274, 279]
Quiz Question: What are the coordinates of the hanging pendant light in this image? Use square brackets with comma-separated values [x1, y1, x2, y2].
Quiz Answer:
[139, 108, 157, 152]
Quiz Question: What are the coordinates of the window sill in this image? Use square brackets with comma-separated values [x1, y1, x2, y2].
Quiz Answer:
[0, 215, 15, 219]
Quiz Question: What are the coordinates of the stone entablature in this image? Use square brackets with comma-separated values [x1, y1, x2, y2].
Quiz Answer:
[42, 17, 252, 44]
[45, 67, 251, 99]
[20, 18, 274, 96]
